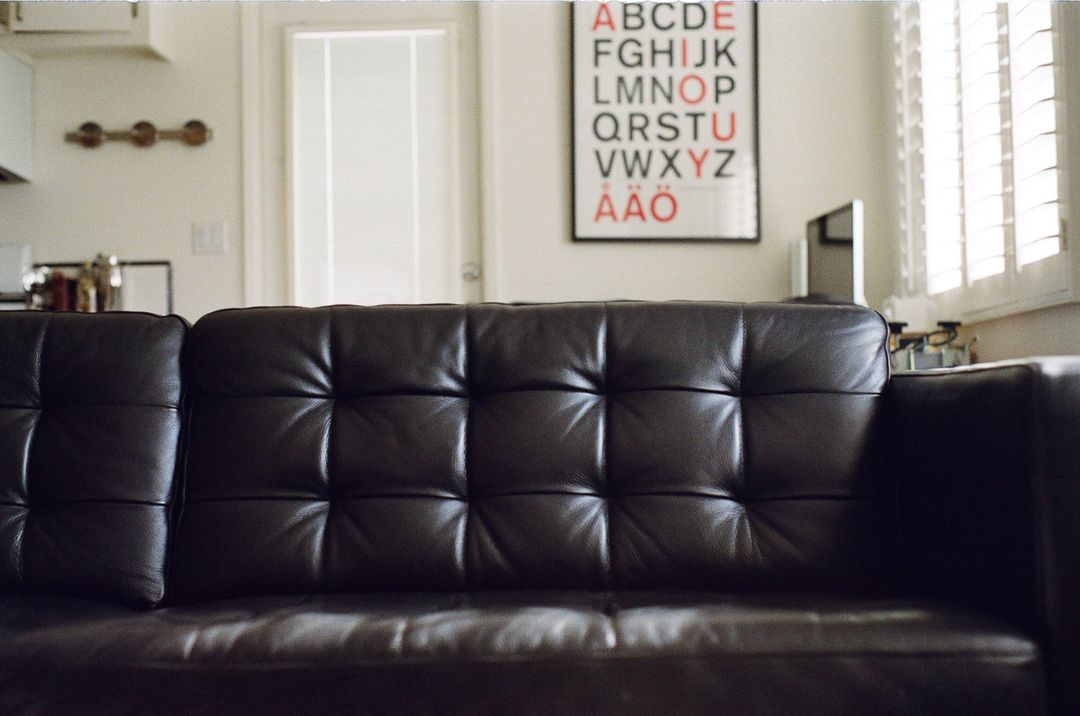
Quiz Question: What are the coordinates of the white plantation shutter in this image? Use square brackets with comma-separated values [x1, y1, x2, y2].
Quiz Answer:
[921, 2, 965, 294]
[1007, 2, 1062, 267]
[959, 1, 1006, 282]
[894, 1, 1065, 315]
[893, 3, 922, 295]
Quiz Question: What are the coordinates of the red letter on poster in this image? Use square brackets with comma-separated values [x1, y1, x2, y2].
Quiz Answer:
[687, 149, 709, 178]
[712, 112, 736, 141]
[592, 3, 616, 32]
[713, 2, 734, 31]
[678, 75, 707, 105]
[594, 186, 618, 222]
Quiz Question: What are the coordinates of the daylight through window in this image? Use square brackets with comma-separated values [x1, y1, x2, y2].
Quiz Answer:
[895, 1, 1063, 305]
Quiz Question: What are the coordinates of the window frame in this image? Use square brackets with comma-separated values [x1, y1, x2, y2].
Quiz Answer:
[896, 1, 1073, 323]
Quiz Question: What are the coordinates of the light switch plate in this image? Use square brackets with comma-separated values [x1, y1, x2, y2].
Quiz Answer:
[192, 221, 227, 255]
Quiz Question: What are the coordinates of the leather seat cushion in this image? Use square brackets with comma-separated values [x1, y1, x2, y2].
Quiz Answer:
[0, 592, 1044, 715]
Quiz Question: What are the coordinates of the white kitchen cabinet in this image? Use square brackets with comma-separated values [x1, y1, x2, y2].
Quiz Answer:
[6, 1, 136, 33]
[0, 48, 32, 182]
[0, 2, 175, 59]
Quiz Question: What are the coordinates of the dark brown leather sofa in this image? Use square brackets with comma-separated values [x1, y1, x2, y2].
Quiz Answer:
[0, 302, 1076, 714]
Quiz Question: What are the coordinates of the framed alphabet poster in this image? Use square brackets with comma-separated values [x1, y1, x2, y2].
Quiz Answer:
[572, 1, 759, 241]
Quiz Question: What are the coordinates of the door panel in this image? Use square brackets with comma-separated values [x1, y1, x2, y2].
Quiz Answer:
[250, 2, 481, 305]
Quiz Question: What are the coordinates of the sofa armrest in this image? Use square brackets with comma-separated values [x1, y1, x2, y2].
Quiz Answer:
[888, 358, 1080, 711]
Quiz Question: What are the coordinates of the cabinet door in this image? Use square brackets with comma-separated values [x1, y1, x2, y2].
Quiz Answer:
[10, 1, 135, 33]
[0, 48, 32, 181]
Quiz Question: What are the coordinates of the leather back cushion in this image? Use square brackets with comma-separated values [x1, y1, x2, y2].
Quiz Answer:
[0, 312, 185, 607]
[172, 303, 889, 602]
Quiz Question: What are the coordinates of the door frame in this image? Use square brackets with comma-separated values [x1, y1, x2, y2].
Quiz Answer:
[240, 2, 264, 306]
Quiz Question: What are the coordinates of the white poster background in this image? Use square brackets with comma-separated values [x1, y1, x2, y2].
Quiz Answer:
[573, 1, 758, 240]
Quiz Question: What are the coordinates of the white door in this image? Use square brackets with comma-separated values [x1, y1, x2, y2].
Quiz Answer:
[244, 2, 482, 306]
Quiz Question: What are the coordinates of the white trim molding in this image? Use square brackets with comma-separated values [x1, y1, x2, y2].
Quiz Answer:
[240, 2, 265, 307]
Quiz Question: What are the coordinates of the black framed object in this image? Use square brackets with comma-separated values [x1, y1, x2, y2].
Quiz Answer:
[571, 1, 760, 242]
[34, 261, 174, 314]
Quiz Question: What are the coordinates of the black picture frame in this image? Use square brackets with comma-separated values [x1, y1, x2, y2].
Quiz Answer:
[33, 261, 174, 314]
[574, 1, 760, 244]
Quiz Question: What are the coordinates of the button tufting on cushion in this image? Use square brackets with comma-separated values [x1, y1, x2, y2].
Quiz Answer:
[171, 302, 890, 603]
[0, 312, 186, 608]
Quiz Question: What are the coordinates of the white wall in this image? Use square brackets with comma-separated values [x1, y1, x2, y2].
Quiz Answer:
[961, 303, 1080, 363]
[0, 1, 893, 319]
[0, 3, 242, 320]
[482, 2, 893, 306]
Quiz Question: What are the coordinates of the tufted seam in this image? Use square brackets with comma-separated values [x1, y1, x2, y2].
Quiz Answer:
[183, 495, 466, 505]
[320, 403, 334, 588]
[10, 413, 41, 510]
[737, 307, 758, 568]
[616, 497, 683, 570]
[601, 303, 613, 590]
[320, 311, 337, 587]
[14, 415, 40, 588]
[18, 316, 48, 587]
[166, 375, 196, 604]
[462, 305, 472, 590]
[38, 650, 1039, 671]
[2, 387, 890, 404]
[30, 314, 47, 410]
[163, 323, 192, 607]
[0, 400, 183, 410]
[9, 506, 26, 588]
[467, 503, 520, 585]
[744, 502, 766, 569]
[5, 497, 169, 508]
